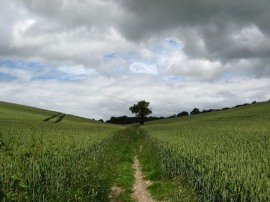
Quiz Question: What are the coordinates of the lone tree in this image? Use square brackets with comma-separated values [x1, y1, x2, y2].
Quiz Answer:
[129, 100, 152, 125]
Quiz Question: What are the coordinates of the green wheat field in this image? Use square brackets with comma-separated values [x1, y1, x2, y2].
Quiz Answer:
[0, 101, 269, 201]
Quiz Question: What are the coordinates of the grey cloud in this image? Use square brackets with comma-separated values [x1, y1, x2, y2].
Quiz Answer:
[21, 0, 123, 31]
[2, 0, 270, 78]
[118, 0, 270, 39]
[117, 0, 270, 77]
[0, 1, 24, 55]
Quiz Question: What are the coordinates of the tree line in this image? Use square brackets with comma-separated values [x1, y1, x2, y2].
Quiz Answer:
[105, 100, 260, 125]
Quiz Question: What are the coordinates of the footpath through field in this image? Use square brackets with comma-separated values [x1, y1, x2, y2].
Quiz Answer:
[132, 155, 156, 202]
[110, 127, 196, 202]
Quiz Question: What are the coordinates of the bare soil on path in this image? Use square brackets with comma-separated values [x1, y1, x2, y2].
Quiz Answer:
[132, 155, 157, 202]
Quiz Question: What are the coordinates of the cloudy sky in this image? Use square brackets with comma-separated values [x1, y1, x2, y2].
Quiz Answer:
[1, 0, 270, 120]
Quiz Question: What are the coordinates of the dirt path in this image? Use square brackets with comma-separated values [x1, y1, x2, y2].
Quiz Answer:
[132, 155, 157, 202]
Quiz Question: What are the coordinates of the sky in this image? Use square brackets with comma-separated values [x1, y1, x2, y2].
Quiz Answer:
[0, 0, 270, 120]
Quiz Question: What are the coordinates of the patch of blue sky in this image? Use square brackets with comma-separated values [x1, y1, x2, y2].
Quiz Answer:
[30, 65, 65, 81]
[32, 75, 57, 80]
[0, 72, 17, 80]
[150, 38, 182, 54]
[33, 70, 86, 81]
[60, 75, 76, 80]
[59, 74, 90, 81]
[0, 60, 55, 81]
[56, 65, 100, 81]
[0, 59, 101, 81]
[0, 59, 47, 70]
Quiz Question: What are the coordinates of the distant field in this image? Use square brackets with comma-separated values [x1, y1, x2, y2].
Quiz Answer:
[143, 101, 270, 201]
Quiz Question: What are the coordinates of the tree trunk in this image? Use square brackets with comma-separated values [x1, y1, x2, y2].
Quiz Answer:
[140, 115, 144, 125]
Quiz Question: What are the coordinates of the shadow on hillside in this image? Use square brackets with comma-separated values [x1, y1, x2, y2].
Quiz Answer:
[55, 114, 66, 123]
[43, 113, 61, 122]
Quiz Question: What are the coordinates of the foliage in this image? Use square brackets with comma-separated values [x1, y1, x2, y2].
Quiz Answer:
[106, 115, 164, 124]
[177, 111, 189, 117]
[107, 115, 140, 124]
[190, 108, 200, 115]
[129, 100, 152, 125]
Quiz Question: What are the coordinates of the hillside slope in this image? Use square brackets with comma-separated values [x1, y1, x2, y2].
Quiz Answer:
[143, 101, 270, 201]
[0, 101, 124, 201]
[0, 101, 100, 124]
[146, 101, 270, 125]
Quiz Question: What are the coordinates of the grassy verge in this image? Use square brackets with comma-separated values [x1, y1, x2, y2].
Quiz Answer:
[109, 126, 142, 202]
[111, 127, 199, 201]
[138, 128, 198, 201]
[114, 161, 135, 202]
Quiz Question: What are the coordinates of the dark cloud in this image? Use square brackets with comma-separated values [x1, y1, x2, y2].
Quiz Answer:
[117, 0, 270, 76]
[118, 0, 270, 39]
[0, 1, 22, 55]
[20, 0, 123, 31]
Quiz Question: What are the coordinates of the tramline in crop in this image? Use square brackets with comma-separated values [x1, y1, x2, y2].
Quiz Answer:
[0, 102, 124, 201]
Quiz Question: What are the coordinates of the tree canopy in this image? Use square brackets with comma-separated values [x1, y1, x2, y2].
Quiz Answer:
[129, 100, 152, 125]
[190, 108, 200, 115]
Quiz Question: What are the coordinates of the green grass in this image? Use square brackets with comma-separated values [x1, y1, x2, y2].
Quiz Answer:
[143, 101, 270, 201]
[110, 127, 139, 202]
[115, 161, 135, 202]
